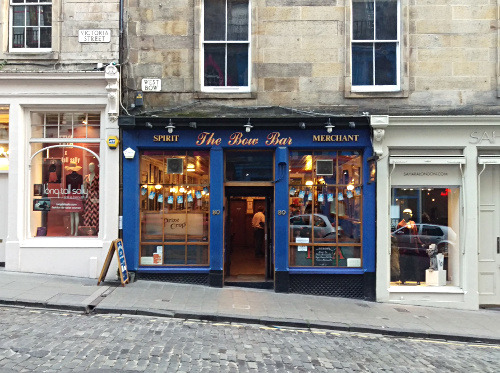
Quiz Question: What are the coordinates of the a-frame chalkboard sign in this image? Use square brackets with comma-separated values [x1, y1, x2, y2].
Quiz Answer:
[98, 239, 129, 286]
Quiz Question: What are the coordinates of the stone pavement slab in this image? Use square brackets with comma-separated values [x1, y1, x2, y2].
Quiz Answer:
[1, 270, 499, 344]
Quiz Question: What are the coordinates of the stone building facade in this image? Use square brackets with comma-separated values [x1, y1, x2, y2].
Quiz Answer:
[0, 0, 122, 278]
[121, 0, 500, 116]
[117, 1, 500, 308]
[119, 1, 500, 308]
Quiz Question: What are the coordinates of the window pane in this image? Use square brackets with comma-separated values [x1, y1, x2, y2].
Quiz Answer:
[289, 245, 313, 266]
[41, 5, 51, 26]
[164, 245, 185, 265]
[376, 0, 397, 40]
[290, 213, 312, 242]
[26, 27, 39, 48]
[338, 151, 362, 184]
[352, 43, 373, 86]
[27, 5, 39, 26]
[187, 245, 208, 264]
[0, 145, 8, 172]
[0, 107, 8, 141]
[13, 6, 26, 26]
[204, 0, 226, 41]
[227, 44, 248, 86]
[59, 125, 73, 138]
[141, 212, 163, 242]
[40, 27, 51, 48]
[140, 244, 163, 265]
[315, 151, 337, 185]
[289, 151, 314, 182]
[227, 0, 248, 41]
[225, 151, 273, 181]
[352, 0, 374, 40]
[204, 44, 226, 86]
[337, 246, 362, 267]
[30, 145, 100, 237]
[338, 187, 362, 243]
[12, 27, 25, 48]
[390, 188, 460, 286]
[374, 42, 397, 85]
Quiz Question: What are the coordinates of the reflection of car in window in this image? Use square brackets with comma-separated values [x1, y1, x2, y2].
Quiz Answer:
[290, 214, 341, 240]
[392, 224, 456, 254]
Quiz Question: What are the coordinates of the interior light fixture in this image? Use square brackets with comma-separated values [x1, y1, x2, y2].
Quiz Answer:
[244, 118, 253, 133]
[299, 122, 306, 129]
[305, 180, 313, 186]
[165, 119, 175, 134]
[155, 184, 162, 190]
[347, 184, 355, 191]
[187, 163, 195, 172]
[325, 118, 335, 133]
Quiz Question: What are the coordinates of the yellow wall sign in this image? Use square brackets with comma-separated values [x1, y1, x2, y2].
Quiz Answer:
[107, 136, 119, 148]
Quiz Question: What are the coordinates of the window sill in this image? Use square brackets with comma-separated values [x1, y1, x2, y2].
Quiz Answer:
[2, 51, 59, 61]
[345, 90, 409, 99]
[195, 92, 256, 100]
[20, 237, 103, 249]
[389, 285, 463, 294]
[289, 268, 365, 275]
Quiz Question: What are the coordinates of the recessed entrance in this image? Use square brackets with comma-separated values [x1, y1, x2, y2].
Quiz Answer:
[224, 186, 273, 289]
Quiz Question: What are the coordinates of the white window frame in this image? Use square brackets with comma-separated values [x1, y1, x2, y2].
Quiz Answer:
[351, 0, 400, 93]
[28, 111, 102, 239]
[201, 0, 251, 93]
[9, 0, 52, 52]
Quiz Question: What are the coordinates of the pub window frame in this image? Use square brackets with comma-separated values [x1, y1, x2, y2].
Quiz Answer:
[138, 150, 211, 266]
[288, 150, 364, 268]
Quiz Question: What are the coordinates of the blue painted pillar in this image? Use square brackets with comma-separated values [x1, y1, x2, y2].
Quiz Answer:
[274, 146, 290, 291]
[122, 134, 140, 271]
[209, 147, 224, 286]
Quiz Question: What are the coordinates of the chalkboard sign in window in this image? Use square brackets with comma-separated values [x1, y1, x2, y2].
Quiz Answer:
[314, 246, 335, 266]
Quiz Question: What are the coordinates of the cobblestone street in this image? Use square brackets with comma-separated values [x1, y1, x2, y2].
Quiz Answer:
[0, 306, 498, 372]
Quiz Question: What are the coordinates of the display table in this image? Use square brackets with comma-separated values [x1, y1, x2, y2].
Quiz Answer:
[426, 269, 446, 286]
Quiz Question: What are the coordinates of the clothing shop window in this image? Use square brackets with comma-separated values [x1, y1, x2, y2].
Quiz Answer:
[351, 0, 399, 91]
[139, 151, 210, 266]
[30, 112, 100, 238]
[0, 107, 9, 171]
[202, 0, 250, 92]
[390, 187, 460, 287]
[289, 151, 362, 267]
[10, 0, 52, 50]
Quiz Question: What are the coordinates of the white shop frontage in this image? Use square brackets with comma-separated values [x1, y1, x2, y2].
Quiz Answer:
[372, 115, 500, 310]
[0, 68, 120, 278]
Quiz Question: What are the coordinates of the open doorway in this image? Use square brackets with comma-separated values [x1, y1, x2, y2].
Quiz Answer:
[224, 187, 273, 288]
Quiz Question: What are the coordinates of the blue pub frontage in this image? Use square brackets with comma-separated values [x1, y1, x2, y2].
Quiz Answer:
[119, 117, 376, 300]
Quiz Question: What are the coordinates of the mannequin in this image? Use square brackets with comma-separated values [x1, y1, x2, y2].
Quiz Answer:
[396, 209, 424, 284]
[65, 162, 83, 236]
[83, 162, 99, 233]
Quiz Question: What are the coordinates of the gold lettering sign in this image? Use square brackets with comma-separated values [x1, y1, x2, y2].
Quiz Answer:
[312, 135, 359, 142]
[153, 135, 180, 142]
